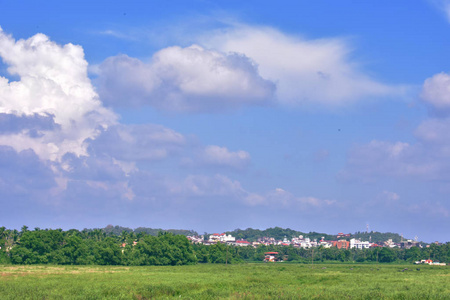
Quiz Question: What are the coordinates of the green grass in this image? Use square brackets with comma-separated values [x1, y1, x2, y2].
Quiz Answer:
[0, 263, 448, 299]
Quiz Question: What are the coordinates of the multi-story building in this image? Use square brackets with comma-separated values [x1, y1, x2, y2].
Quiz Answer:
[209, 233, 236, 243]
[349, 238, 371, 249]
[333, 240, 350, 250]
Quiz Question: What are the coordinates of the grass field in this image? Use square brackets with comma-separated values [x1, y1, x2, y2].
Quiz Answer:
[0, 263, 449, 299]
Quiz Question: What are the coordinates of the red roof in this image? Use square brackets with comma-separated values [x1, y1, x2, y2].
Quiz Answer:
[236, 240, 250, 244]
[265, 252, 279, 255]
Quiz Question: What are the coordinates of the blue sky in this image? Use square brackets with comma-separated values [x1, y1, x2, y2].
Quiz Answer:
[1, 0, 450, 242]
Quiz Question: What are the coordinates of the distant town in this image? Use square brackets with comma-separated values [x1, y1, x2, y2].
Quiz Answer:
[187, 232, 440, 250]
[97, 224, 446, 249]
[187, 232, 446, 265]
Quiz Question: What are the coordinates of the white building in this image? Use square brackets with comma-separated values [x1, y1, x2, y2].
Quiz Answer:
[384, 239, 397, 248]
[220, 234, 236, 243]
[350, 238, 371, 249]
[317, 240, 333, 248]
[209, 233, 236, 243]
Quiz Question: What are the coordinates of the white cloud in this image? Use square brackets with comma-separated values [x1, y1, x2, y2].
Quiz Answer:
[414, 117, 450, 163]
[173, 174, 247, 198]
[157, 173, 335, 211]
[96, 45, 275, 112]
[202, 25, 401, 107]
[264, 188, 336, 208]
[341, 140, 438, 181]
[381, 190, 400, 202]
[0, 28, 117, 161]
[313, 149, 330, 162]
[89, 124, 186, 162]
[421, 72, 450, 111]
[415, 117, 450, 145]
[445, 4, 450, 21]
[344, 69, 450, 182]
[95, 24, 405, 112]
[0, 146, 56, 196]
[430, 0, 450, 22]
[244, 187, 336, 208]
[201, 145, 250, 169]
[96, 30, 137, 41]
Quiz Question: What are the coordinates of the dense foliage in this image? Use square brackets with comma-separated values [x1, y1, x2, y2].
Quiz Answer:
[91, 225, 197, 237]
[1, 227, 197, 266]
[193, 243, 450, 264]
[0, 226, 449, 265]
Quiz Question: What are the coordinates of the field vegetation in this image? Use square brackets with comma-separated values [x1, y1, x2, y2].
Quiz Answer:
[0, 263, 448, 299]
[1, 227, 449, 298]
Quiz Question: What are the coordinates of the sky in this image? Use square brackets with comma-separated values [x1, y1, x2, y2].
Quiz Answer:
[0, 0, 450, 242]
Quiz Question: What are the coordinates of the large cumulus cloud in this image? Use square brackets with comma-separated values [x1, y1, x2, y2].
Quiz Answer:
[96, 45, 275, 112]
[0, 27, 117, 161]
[0, 146, 56, 195]
[0, 112, 59, 135]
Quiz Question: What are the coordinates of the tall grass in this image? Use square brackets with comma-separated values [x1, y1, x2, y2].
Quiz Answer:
[0, 263, 448, 299]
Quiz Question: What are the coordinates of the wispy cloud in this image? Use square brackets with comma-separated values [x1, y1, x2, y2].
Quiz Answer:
[201, 24, 406, 108]
[95, 29, 138, 41]
[200, 145, 250, 170]
[430, 0, 450, 22]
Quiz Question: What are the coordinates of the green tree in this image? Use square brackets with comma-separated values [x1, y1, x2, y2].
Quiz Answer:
[405, 246, 421, 262]
[379, 247, 396, 263]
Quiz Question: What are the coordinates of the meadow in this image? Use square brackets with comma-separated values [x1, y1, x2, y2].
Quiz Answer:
[0, 263, 448, 299]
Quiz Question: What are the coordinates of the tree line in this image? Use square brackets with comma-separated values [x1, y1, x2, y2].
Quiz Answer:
[0, 227, 197, 265]
[0, 227, 449, 265]
[215, 243, 450, 264]
[99, 224, 197, 237]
